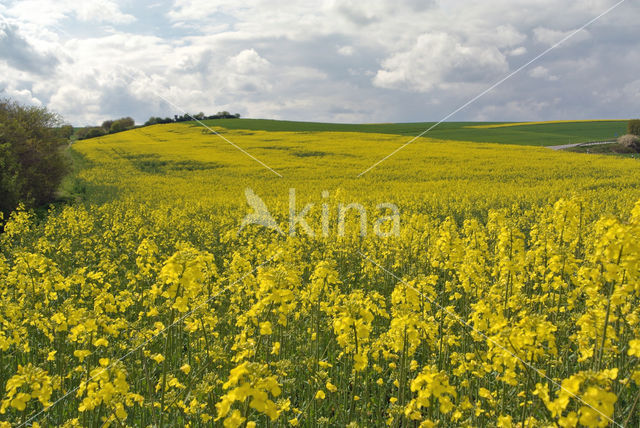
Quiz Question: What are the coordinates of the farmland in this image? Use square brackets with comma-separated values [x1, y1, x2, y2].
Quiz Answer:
[196, 119, 627, 147]
[1, 121, 640, 427]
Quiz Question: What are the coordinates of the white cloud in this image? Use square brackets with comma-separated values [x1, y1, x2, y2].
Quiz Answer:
[508, 46, 527, 56]
[0, 85, 43, 107]
[167, 0, 235, 22]
[529, 66, 559, 81]
[373, 32, 509, 92]
[0, 0, 637, 124]
[76, 1, 136, 24]
[4, 0, 135, 26]
[228, 49, 270, 74]
[48, 84, 103, 124]
[4, 1, 71, 26]
[533, 27, 591, 46]
[337, 45, 355, 56]
[473, 25, 527, 49]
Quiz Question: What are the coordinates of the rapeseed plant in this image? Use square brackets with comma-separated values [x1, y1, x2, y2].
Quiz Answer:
[0, 124, 639, 426]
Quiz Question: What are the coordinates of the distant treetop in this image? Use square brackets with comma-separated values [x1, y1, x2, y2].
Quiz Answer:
[76, 112, 242, 139]
[144, 111, 241, 126]
[76, 117, 136, 140]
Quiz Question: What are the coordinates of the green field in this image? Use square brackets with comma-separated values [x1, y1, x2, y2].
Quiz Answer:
[198, 119, 628, 146]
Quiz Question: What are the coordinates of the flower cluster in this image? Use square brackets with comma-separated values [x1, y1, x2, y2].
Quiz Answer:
[0, 123, 639, 426]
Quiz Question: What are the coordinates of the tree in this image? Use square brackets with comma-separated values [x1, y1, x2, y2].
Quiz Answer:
[101, 120, 114, 132]
[110, 121, 125, 133]
[628, 119, 640, 136]
[144, 117, 161, 126]
[0, 98, 68, 219]
[76, 126, 106, 140]
[57, 125, 74, 139]
[141, 111, 241, 128]
[86, 127, 108, 139]
[121, 117, 135, 128]
[109, 117, 135, 133]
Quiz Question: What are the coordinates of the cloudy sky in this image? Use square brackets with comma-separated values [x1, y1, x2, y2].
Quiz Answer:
[0, 0, 638, 125]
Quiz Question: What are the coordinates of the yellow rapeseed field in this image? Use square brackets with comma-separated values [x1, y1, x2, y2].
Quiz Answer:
[465, 120, 622, 129]
[1, 123, 639, 427]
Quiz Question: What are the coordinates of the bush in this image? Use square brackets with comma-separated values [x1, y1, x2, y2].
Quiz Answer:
[144, 117, 160, 126]
[206, 112, 241, 119]
[628, 119, 640, 136]
[86, 127, 108, 138]
[110, 121, 125, 133]
[77, 126, 107, 140]
[617, 134, 640, 151]
[144, 117, 176, 126]
[101, 120, 114, 132]
[109, 117, 135, 133]
[0, 98, 68, 219]
[143, 112, 240, 126]
[56, 125, 74, 139]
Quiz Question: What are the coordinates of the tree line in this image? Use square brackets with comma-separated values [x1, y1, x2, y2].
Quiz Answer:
[144, 111, 240, 126]
[76, 117, 136, 140]
[75, 111, 241, 140]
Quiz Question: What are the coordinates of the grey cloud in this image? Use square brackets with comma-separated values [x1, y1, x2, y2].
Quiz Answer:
[334, 5, 378, 25]
[0, 22, 59, 75]
[2, 0, 640, 125]
[330, 0, 437, 26]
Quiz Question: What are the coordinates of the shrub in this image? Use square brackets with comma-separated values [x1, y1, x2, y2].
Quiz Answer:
[101, 120, 114, 132]
[57, 125, 74, 139]
[110, 117, 135, 133]
[0, 98, 68, 219]
[110, 121, 125, 133]
[144, 117, 161, 126]
[143, 112, 240, 127]
[144, 117, 175, 126]
[617, 134, 640, 151]
[77, 126, 107, 140]
[205, 112, 241, 119]
[86, 127, 108, 138]
[628, 119, 640, 136]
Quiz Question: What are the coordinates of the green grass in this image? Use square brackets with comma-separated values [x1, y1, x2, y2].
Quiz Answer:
[57, 146, 92, 202]
[196, 118, 628, 147]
